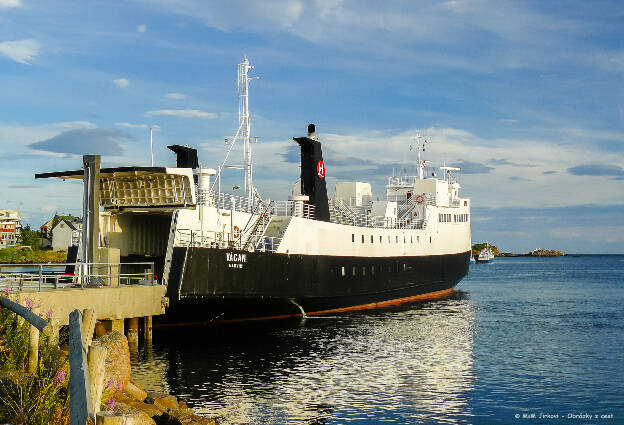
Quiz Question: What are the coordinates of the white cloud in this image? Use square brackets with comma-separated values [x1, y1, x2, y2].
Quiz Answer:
[137, 24, 147, 33]
[145, 109, 217, 119]
[0, 39, 40, 64]
[0, 121, 97, 147]
[53, 121, 97, 129]
[164, 92, 187, 100]
[0, 0, 21, 9]
[249, 125, 624, 209]
[551, 226, 624, 243]
[115, 122, 161, 131]
[115, 122, 147, 129]
[113, 78, 130, 88]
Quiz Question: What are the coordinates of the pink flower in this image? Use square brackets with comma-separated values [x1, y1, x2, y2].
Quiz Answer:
[106, 398, 116, 411]
[25, 297, 34, 308]
[45, 309, 54, 319]
[54, 369, 65, 385]
[106, 380, 114, 389]
[1, 286, 9, 296]
[116, 383, 122, 391]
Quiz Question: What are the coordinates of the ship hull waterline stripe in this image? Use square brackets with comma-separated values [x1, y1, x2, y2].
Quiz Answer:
[155, 287, 455, 327]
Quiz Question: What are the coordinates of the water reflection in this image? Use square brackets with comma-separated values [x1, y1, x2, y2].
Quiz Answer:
[132, 293, 475, 424]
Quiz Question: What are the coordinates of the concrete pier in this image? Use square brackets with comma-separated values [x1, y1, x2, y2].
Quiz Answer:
[10, 286, 166, 327]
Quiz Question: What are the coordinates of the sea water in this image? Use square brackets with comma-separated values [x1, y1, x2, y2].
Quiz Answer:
[131, 255, 624, 424]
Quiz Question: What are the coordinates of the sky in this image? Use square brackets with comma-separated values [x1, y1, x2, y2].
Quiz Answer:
[0, 0, 623, 253]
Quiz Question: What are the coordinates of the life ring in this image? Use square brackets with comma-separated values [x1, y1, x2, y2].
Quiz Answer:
[233, 225, 241, 237]
[415, 195, 425, 204]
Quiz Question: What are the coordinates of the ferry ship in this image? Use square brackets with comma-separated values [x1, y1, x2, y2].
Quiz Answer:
[35, 58, 472, 322]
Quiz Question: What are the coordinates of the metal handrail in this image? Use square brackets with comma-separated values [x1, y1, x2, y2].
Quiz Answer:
[0, 261, 156, 292]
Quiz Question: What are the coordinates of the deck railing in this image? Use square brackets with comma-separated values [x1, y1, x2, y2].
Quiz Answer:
[197, 190, 317, 219]
[176, 229, 282, 252]
[0, 261, 156, 292]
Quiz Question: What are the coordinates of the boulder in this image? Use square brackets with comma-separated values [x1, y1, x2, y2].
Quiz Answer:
[115, 392, 166, 417]
[113, 401, 157, 425]
[146, 391, 179, 410]
[93, 331, 131, 390]
[125, 380, 148, 402]
[167, 408, 215, 425]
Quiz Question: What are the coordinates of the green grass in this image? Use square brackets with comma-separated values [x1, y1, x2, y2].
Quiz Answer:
[0, 298, 70, 425]
[0, 248, 68, 264]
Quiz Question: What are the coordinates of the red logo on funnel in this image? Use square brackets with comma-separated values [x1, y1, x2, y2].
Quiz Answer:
[317, 161, 325, 179]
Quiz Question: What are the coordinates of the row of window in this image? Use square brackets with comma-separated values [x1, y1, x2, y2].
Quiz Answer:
[351, 233, 432, 244]
[334, 262, 412, 277]
[439, 213, 470, 223]
[455, 213, 469, 222]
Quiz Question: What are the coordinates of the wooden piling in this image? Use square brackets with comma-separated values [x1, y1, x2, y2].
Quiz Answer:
[88, 345, 107, 416]
[45, 318, 61, 346]
[28, 324, 39, 373]
[69, 309, 94, 425]
[82, 308, 96, 347]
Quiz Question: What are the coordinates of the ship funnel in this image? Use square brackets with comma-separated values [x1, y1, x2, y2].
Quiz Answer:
[293, 124, 330, 222]
[167, 145, 199, 169]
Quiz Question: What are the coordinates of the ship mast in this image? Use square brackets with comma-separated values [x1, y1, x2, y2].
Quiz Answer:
[212, 57, 258, 205]
[410, 133, 429, 180]
[238, 57, 257, 205]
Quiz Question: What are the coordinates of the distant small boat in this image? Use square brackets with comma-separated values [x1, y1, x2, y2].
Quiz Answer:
[470, 255, 476, 264]
[476, 242, 494, 263]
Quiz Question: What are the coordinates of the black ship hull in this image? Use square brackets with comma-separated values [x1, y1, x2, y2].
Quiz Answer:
[163, 247, 470, 323]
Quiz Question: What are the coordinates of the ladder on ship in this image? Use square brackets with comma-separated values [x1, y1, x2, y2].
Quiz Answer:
[162, 210, 180, 285]
[330, 200, 360, 225]
[242, 201, 274, 251]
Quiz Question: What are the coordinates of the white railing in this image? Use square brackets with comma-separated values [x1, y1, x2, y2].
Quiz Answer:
[0, 262, 156, 292]
[197, 189, 317, 219]
[387, 175, 420, 187]
[268, 200, 315, 219]
[330, 199, 426, 229]
[176, 228, 282, 252]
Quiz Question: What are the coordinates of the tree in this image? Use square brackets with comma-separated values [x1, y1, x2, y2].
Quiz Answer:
[19, 226, 41, 250]
[472, 242, 500, 257]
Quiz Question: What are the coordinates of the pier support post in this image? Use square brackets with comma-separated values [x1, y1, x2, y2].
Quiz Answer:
[127, 317, 139, 345]
[143, 316, 152, 343]
[82, 155, 100, 270]
[103, 319, 124, 334]
[111, 319, 124, 334]
[28, 324, 39, 373]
